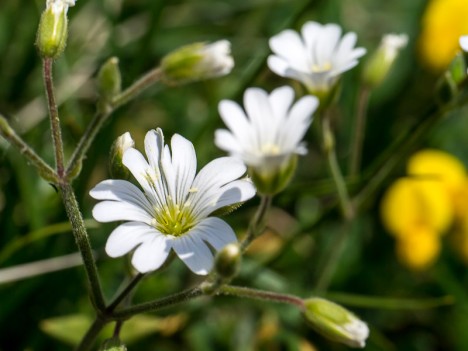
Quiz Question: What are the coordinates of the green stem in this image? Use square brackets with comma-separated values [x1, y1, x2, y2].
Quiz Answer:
[107, 273, 145, 312]
[75, 317, 107, 351]
[219, 285, 305, 310]
[321, 114, 353, 220]
[43, 58, 65, 177]
[0, 114, 57, 183]
[111, 67, 163, 110]
[113, 286, 203, 320]
[240, 195, 273, 251]
[348, 87, 371, 176]
[60, 183, 106, 312]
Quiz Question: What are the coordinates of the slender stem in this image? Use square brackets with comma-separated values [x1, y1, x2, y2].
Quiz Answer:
[348, 87, 371, 176]
[219, 285, 305, 310]
[111, 67, 163, 110]
[107, 273, 145, 312]
[113, 321, 123, 338]
[240, 195, 273, 251]
[65, 67, 163, 179]
[0, 114, 57, 182]
[113, 286, 203, 320]
[75, 317, 107, 351]
[60, 183, 106, 312]
[321, 114, 353, 220]
[43, 58, 65, 177]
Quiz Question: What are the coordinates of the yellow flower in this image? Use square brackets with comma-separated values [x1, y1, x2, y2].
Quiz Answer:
[396, 226, 441, 270]
[419, 0, 468, 71]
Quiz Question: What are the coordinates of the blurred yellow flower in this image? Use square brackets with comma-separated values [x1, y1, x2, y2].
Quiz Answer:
[419, 0, 468, 71]
[381, 149, 467, 270]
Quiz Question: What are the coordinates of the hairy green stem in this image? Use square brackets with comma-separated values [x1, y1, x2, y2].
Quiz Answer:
[240, 195, 273, 251]
[113, 286, 203, 320]
[43, 58, 65, 177]
[0, 114, 57, 183]
[75, 317, 107, 351]
[107, 273, 145, 312]
[60, 183, 106, 312]
[321, 115, 353, 220]
[219, 285, 305, 310]
[348, 87, 371, 176]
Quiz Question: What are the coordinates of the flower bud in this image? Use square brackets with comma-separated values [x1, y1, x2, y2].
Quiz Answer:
[214, 243, 241, 279]
[303, 297, 369, 348]
[36, 0, 76, 59]
[161, 40, 234, 84]
[249, 154, 297, 195]
[109, 132, 134, 179]
[363, 33, 408, 87]
[99, 336, 127, 351]
[97, 57, 122, 103]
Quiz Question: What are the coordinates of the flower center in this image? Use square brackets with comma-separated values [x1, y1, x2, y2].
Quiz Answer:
[311, 62, 332, 73]
[260, 143, 281, 156]
[152, 200, 196, 237]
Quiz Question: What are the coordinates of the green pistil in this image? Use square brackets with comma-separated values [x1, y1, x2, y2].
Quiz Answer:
[154, 203, 195, 237]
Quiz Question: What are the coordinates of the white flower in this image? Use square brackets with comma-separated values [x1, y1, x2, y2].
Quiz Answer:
[161, 40, 234, 83]
[268, 21, 366, 94]
[215, 86, 318, 170]
[90, 128, 255, 275]
[46, 0, 76, 14]
[460, 35, 468, 52]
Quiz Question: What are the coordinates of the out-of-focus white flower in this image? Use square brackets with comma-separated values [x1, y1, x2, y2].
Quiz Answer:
[161, 40, 234, 84]
[460, 35, 468, 52]
[268, 21, 366, 96]
[90, 128, 255, 275]
[215, 86, 318, 194]
[363, 33, 408, 87]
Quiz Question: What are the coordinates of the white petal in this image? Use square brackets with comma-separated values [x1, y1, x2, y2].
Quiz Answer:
[131, 234, 171, 273]
[269, 29, 309, 71]
[214, 129, 243, 155]
[267, 55, 290, 77]
[89, 179, 153, 214]
[123, 148, 157, 202]
[170, 134, 197, 204]
[193, 157, 246, 192]
[301, 21, 322, 61]
[281, 95, 317, 149]
[194, 217, 237, 250]
[105, 222, 157, 257]
[92, 200, 153, 225]
[460, 35, 468, 52]
[172, 234, 213, 275]
[315, 24, 342, 65]
[198, 179, 256, 217]
[144, 129, 164, 170]
[218, 100, 254, 148]
[268, 86, 294, 122]
[244, 88, 275, 147]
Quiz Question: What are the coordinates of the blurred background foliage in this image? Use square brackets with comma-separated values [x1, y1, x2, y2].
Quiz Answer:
[1, 0, 468, 350]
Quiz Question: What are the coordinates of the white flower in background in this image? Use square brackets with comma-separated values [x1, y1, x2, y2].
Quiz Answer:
[46, 0, 76, 14]
[268, 21, 366, 95]
[161, 40, 234, 83]
[460, 35, 468, 52]
[380, 33, 408, 63]
[215, 86, 318, 193]
[90, 128, 255, 275]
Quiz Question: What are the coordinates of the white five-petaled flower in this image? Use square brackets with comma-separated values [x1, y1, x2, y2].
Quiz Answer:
[215, 86, 318, 193]
[460, 35, 468, 52]
[268, 21, 366, 95]
[90, 128, 256, 275]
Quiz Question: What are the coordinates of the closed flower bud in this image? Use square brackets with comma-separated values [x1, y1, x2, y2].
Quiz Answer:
[99, 336, 127, 351]
[109, 132, 134, 179]
[303, 298, 369, 348]
[36, 0, 76, 59]
[97, 57, 122, 104]
[161, 40, 234, 84]
[363, 33, 408, 87]
[214, 243, 241, 279]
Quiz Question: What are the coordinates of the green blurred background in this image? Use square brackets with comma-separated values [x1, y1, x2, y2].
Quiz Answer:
[1, 0, 468, 350]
